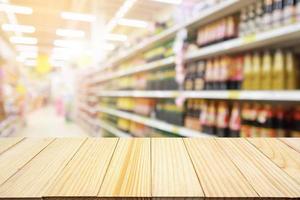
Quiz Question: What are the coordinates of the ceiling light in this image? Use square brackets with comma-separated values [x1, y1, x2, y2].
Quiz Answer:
[16, 45, 38, 52]
[103, 43, 116, 51]
[10, 36, 37, 44]
[105, 34, 127, 42]
[118, 18, 148, 28]
[152, 0, 182, 4]
[2, 24, 35, 33]
[0, 4, 32, 14]
[24, 59, 36, 66]
[61, 11, 95, 22]
[56, 28, 85, 38]
[53, 40, 78, 47]
[19, 51, 38, 58]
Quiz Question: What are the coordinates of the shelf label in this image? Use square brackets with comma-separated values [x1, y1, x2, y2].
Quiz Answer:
[228, 91, 240, 99]
[243, 34, 256, 44]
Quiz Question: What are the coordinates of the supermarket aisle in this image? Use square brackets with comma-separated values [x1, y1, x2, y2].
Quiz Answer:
[16, 106, 88, 137]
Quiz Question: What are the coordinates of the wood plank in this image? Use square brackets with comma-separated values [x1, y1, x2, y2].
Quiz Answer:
[151, 138, 204, 198]
[280, 138, 300, 153]
[0, 138, 54, 185]
[217, 138, 300, 198]
[184, 138, 258, 198]
[248, 138, 300, 185]
[98, 138, 151, 198]
[0, 138, 86, 199]
[45, 138, 118, 198]
[0, 137, 23, 154]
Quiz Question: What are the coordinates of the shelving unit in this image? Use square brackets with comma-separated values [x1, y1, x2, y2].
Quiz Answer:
[78, 0, 300, 137]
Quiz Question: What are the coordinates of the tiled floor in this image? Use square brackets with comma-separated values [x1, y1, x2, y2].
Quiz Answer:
[16, 106, 88, 137]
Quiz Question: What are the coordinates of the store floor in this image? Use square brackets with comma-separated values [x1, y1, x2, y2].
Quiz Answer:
[16, 106, 88, 137]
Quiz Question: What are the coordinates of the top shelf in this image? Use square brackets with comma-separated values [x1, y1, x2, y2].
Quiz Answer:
[98, 0, 255, 71]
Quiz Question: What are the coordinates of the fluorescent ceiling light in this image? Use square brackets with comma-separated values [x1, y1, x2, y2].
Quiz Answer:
[0, 4, 32, 14]
[19, 51, 38, 58]
[2, 24, 35, 33]
[61, 11, 95, 22]
[16, 45, 38, 51]
[152, 0, 182, 4]
[10, 36, 37, 44]
[56, 28, 85, 38]
[118, 18, 148, 28]
[24, 59, 36, 66]
[53, 39, 79, 47]
[105, 33, 127, 42]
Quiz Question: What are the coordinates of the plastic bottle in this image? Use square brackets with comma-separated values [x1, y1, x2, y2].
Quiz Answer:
[229, 102, 241, 137]
[252, 52, 262, 90]
[285, 51, 298, 90]
[283, 0, 297, 25]
[242, 53, 253, 90]
[261, 50, 273, 90]
[216, 101, 230, 137]
[272, 49, 285, 89]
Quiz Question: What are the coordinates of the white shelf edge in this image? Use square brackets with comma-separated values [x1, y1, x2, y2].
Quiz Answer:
[90, 23, 300, 85]
[97, 106, 210, 137]
[95, 90, 300, 101]
[97, 120, 131, 138]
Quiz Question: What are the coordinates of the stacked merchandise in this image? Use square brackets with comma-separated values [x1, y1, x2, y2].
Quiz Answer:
[184, 99, 300, 137]
[184, 49, 299, 91]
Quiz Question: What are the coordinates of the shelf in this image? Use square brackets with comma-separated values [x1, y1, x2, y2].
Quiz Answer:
[97, 120, 131, 138]
[91, 56, 175, 84]
[95, 0, 254, 72]
[0, 116, 19, 136]
[96, 90, 300, 101]
[97, 106, 210, 137]
[185, 22, 300, 61]
[90, 23, 300, 85]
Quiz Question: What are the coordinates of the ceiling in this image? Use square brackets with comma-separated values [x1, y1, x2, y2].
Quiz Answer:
[1, 0, 175, 57]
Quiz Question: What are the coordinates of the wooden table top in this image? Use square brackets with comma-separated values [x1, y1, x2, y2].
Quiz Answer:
[0, 137, 299, 199]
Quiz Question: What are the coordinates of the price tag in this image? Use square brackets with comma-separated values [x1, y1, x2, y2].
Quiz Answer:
[243, 34, 256, 44]
[228, 91, 240, 99]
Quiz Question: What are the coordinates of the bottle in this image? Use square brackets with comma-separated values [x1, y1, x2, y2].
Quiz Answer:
[205, 60, 213, 90]
[212, 58, 221, 90]
[250, 103, 261, 137]
[226, 15, 238, 39]
[261, 50, 273, 90]
[255, 0, 265, 32]
[207, 101, 216, 135]
[263, 0, 273, 31]
[252, 52, 262, 90]
[274, 105, 286, 136]
[247, 5, 256, 35]
[229, 102, 241, 137]
[257, 104, 276, 137]
[272, 0, 284, 28]
[242, 53, 253, 90]
[184, 63, 196, 90]
[283, 0, 297, 25]
[219, 56, 229, 90]
[200, 100, 209, 133]
[216, 101, 230, 137]
[285, 51, 298, 90]
[239, 8, 248, 36]
[241, 103, 252, 137]
[291, 105, 300, 137]
[272, 49, 285, 89]
[194, 61, 205, 90]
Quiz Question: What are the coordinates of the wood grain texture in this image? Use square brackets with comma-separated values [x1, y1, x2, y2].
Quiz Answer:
[280, 138, 300, 153]
[0, 138, 53, 185]
[0, 138, 85, 199]
[0, 137, 23, 154]
[217, 138, 300, 198]
[98, 138, 151, 198]
[184, 138, 258, 198]
[46, 138, 118, 197]
[152, 138, 204, 198]
[248, 138, 300, 185]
